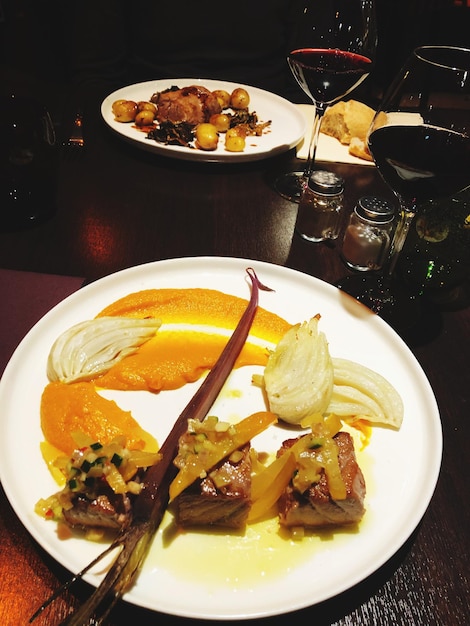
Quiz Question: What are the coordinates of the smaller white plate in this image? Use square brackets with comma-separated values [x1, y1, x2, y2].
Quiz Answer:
[101, 79, 307, 163]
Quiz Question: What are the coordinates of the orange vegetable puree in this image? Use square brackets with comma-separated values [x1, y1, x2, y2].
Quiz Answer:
[96, 288, 290, 346]
[41, 381, 158, 457]
[95, 329, 270, 392]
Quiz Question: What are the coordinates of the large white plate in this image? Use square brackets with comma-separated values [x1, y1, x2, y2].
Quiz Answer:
[0, 257, 441, 620]
[101, 79, 307, 162]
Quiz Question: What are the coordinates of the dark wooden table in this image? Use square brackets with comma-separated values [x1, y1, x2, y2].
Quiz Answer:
[0, 84, 469, 626]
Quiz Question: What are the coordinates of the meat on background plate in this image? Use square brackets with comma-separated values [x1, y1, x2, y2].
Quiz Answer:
[151, 85, 222, 126]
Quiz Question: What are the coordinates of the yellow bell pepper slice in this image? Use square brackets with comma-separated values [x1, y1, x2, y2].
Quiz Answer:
[169, 411, 277, 501]
[248, 450, 296, 522]
[320, 437, 347, 500]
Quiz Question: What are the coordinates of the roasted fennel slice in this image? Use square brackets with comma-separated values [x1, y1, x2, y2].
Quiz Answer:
[262, 315, 334, 425]
[47, 317, 162, 384]
[328, 357, 404, 429]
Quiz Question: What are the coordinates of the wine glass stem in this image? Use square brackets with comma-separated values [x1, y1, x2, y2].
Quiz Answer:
[385, 201, 416, 277]
[303, 105, 326, 180]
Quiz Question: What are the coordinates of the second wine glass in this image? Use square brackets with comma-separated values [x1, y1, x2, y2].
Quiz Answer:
[337, 46, 470, 333]
[275, 0, 377, 202]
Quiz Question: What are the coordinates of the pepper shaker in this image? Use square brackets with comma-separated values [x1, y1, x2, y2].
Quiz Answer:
[341, 196, 396, 271]
[295, 170, 345, 242]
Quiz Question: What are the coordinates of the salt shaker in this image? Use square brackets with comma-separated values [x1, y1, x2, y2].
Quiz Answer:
[295, 170, 345, 242]
[341, 196, 395, 271]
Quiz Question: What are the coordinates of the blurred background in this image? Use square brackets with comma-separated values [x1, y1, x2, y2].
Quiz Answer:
[1, 0, 470, 112]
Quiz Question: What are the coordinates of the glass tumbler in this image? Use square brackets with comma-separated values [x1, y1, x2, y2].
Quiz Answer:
[0, 94, 57, 231]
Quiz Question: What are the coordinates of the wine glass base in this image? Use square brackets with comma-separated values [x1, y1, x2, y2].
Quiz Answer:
[274, 171, 307, 202]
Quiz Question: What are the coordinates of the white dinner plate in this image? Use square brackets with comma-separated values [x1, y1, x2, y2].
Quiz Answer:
[101, 79, 307, 162]
[0, 257, 441, 620]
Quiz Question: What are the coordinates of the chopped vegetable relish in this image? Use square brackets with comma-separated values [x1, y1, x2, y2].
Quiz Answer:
[35, 434, 161, 523]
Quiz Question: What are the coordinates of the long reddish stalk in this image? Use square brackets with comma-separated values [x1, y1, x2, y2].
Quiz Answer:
[31, 268, 272, 626]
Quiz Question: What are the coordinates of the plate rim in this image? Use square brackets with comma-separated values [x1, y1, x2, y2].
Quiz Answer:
[0, 256, 443, 620]
[101, 79, 307, 163]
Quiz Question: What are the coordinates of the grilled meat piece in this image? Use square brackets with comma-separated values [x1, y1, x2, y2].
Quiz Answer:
[63, 489, 132, 531]
[151, 85, 221, 125]
[173, 444, 251, 529]
[278, 432, 366, 528]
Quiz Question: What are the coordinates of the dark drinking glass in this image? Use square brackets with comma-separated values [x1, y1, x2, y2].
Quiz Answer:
[0, 94, 57, 231]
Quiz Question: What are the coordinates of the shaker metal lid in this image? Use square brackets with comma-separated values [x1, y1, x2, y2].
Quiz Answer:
[356, 196, 395, 223]
[307, 170, 344, 195]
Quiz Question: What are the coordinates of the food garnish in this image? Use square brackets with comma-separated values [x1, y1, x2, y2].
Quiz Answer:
[83, 286, 290, 393]
[47, 317, 162, 384]
[31, 268, 272, 625]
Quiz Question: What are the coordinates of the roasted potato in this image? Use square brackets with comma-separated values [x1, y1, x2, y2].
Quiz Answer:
[137, 101, 157, 114]
[135, 109, 156, 127]
[209, 113, 231, 133]
[225, 127, 246, 152]
[112, 100, 138, 122]
[195, 123, 219, 151]
[212, 89, 231, 109]
[230, 88, 250, 110]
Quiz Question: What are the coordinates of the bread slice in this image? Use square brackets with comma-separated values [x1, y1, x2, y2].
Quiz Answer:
[321, 100, 376, 145]
[348, 136, 373, 161]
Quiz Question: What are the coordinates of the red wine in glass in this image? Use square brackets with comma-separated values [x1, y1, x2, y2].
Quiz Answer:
[274, 0, 377, 202]
[368, 125, 470, 202]
[288, 48, 373, 104]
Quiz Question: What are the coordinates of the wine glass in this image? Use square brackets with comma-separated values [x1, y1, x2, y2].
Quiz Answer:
[337, 46, 470, 331]
[274, 0, 377, 202]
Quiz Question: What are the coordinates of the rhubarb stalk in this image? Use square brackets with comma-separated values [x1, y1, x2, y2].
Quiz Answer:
[30, 268, 273, 626]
